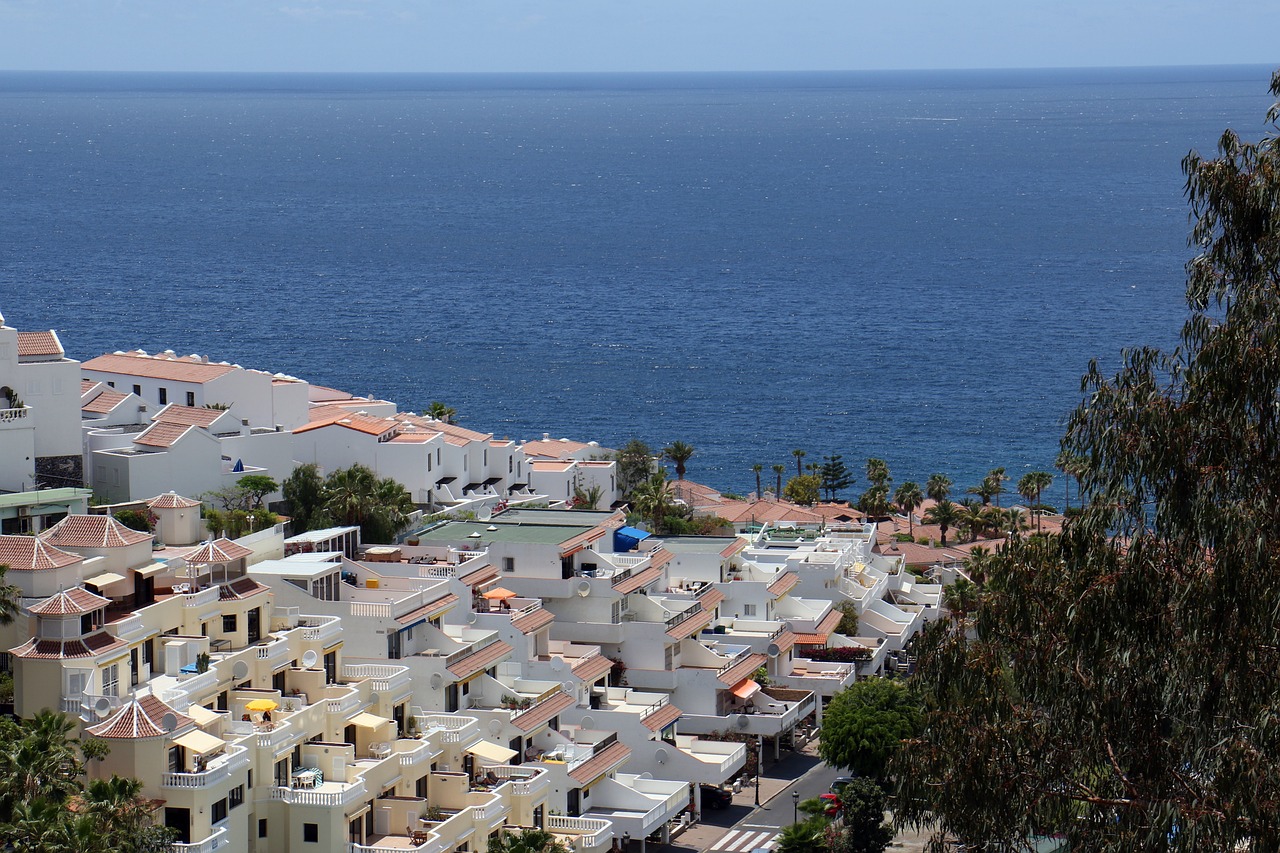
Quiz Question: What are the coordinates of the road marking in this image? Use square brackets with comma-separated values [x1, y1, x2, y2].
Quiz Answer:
[710, 829, 779, 852]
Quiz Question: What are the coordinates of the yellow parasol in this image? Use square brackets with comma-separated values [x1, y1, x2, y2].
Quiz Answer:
[245, 698, 278, 713]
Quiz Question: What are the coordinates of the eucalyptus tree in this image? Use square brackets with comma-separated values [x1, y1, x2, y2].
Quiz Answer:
[895, 72, 1280, 852]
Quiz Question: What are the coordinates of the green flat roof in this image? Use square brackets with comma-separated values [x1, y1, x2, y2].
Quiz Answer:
[415, 520, 590, 546]
[659, 535, 744, 554]
[494, 508, 613, 526]
[0, 488, 93, 511]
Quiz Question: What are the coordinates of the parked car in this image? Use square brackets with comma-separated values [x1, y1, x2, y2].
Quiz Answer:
[700, 784, 734, 809]
[829, 775, 857, 795]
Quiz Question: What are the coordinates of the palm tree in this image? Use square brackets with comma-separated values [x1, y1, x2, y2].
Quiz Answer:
[957, 500, 988, 543]
[985, 467, 1009, 507]
[964, 545, 995, 586]
[792, 449, 806, 476]
[324, 464, 379, 530]
[631, 471, 676, 533]
[943, 577, 981, 623]
[966, 480, 997, 506]
[1056, 450, 1085, 514]
[752, 464, 763, 499]
[0, 564, 20, 627]
[367, 476, 416, 542]
[424, 401, 456, 424]
[774, 819, 826, 853]
[865, 457, 891, 488]
[487, 827, 569, 853]
[1003, 507, 1028, 538]
[772, 464, 786, 500]
[663, 441, 694, 480]
[1018, 471, 1055, 532]
[922, 499, 960, 547]
[894, 481, 924, 535]
[926, 473, 952, 503]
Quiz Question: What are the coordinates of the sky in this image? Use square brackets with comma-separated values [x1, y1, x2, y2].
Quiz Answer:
[0, 0, 1276, 74]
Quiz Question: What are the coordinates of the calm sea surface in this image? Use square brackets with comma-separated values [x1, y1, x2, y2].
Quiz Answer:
[0, 67, 1272, 498]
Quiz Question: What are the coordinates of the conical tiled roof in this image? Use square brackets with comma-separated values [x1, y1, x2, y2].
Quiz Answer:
[28, 587, 110, 616]
[183, 538, 253, 564]
[0, 535, 81, 571]
[146, 491, 201, 510]
[41, 516, 151, 549]
[86, 694, 194, 739]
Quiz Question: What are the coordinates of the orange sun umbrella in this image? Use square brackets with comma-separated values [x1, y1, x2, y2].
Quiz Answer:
[482, 587, 517, 600]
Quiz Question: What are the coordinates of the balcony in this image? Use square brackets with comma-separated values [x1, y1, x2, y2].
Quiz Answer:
[343, 663, 412, 697]
[397, 739, 440, 769]
[172, 826, 229, 853]
[298, 614, 343, 645]
[182, 586, 221, 610]
[415, 714, 479, 744]
[0, 405, 31, 428]
[161, 744, 249, 789]
[271, 776, 368, 807]
[491, 765, 550, 798]
[546, 815, 611, 852]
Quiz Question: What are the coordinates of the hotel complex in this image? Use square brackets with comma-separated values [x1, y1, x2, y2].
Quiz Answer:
[0, 311, 940, 852]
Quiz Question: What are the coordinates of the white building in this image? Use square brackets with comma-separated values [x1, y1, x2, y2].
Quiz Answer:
[0, 314, 84, 490]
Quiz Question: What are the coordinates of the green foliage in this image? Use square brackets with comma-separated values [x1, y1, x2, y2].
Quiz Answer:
[424, 401, 457, 424]
[615, 439, 656, 497]
[819, 454, 855, 501]
[819, 678, 921, 780]
[775, 818, 828, 853]
[235, 473, 279, 509]
[864, 457, 891, 489]
[792, 448, 807, 476]
[925, 473, 952, 503]
[834, 600, 860, 636]
[856, 484, 892, 520]
[772, 464, 786, 498]
[324, 464, 415, 543]
[893, 481, 924, 534]
[487, 827, 569, 853]
[784, 474, 820, 506]
[571, 481, 604, 510]
[828, 777, 893, 853]
[895, 72, 1280, 852]
[0, 672, 12, 703]
[282, 463, 328, 531]
[921, 499, 959, 547]
[631, 470, 678, 533]
[111, 509, 152, 533]
[663, 440, 695, 480]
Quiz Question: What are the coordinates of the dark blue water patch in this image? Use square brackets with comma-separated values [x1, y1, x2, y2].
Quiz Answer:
[1, 66, 1270, 495]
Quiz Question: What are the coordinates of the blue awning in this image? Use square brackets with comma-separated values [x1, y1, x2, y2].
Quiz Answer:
[613, 526, 651, 552]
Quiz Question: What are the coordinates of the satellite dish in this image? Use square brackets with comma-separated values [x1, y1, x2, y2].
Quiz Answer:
[94, 697, 112, 717]
[368, 692, 381, 706]
[551, 658, 567, 673]
[654, 747, 668, 764]
[301, 650, 319, 668]
[576, 580, 591, 598]
[638, 771, 653, 779]
[767, 643, 781, 657]
[161, 712, 178, 733]
[562, 681, 575, 694]
[478, 506, 492, 522]
[430, 673, 443, 690]
[580, 714, 595, 730]
[488, 719, 503, 736]
[467, 612, 478, 625]
[232, 661, 249, 680]
[736, 714, 750, 729]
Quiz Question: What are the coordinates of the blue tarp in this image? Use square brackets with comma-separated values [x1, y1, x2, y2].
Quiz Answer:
[613, 525, 651, 552]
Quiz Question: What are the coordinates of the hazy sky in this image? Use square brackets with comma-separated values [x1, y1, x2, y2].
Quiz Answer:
[0, 0, 1276, 73]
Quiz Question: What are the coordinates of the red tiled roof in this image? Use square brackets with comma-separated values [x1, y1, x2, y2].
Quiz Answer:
[42, 516, 151, 548]
[86, 694, 194, 739]
[649, 549, 673, 571]
[512, 607, 555, 634]
[459, 565, 499, 587]
[613, 566, 662, 595]
[698, 587, 726, 610]
[16, 330, 62, 358]
[82, 352, 236, 384]
[397, 594, 459, 624]
[720, 539, 747, 558]
[28, 587, 110, 616]
[0, 535, 81, 571]
[153, 404, 226, 428]
[571, 654, 613, 684]
[791, 610, 843, 645]
[294, 412, 397, 437]
[147, 492, 201, 509]
[717, 653, 768, 687]
[184, 538, 253, 563]
[569, 741, 631, 784]
[82, 389, 129, 414]
[221, 578, 268, 600]
[767, 572, 799, 596]
[666, 609, 713, 640]
[715, 500, 826, 525]
[560, 528, 607, 556]
[133, 421, 195, 448]
[513, 691, 575, 733]
[11, 631, 127, 660]
[80, 379, 96, 393]
[641, 702, 682, 732]
[519, 438, 590, 459]
[447, 641, 513, 679]
[773, 629, 797, 654]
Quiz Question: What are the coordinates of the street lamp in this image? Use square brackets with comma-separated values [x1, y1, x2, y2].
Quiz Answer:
[792, 790, 800, 824]
[754, 734, 763, 806]
[621, 833, 630, 853]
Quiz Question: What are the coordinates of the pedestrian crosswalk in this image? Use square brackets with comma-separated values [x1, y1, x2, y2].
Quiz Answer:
[709, 829, 779, 852]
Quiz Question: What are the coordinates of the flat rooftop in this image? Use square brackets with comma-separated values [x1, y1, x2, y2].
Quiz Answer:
[415, 520, 589, 546]
[658, 536, 744, 554]
[491, 508, 612, 527]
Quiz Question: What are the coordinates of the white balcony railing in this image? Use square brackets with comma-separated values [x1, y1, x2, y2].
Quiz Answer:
[183, 586, 221, 609]
[342, 663, 412, 696]
[546, 816, 610, 851]
[299, 615, 343, 644]
[161, 745, 248, 789]
[493, 766, 549, 798]
[271, 778, 368, 807]
[172, 826, 229, 853]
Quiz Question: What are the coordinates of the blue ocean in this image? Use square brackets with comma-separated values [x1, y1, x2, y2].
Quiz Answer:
[0, 66, 1272, 499]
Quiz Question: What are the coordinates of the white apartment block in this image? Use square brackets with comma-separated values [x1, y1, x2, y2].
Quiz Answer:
[0, 313, 84, 490]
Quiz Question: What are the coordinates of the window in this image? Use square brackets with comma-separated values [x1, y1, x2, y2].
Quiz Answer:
[743, 604, 757, 617]
[230, 784, 244, 808]
[304, 823, 319, 843]
[158, 387, 167, 405]
[611, 600, 624, 623]
[503, 557, 515, 573]
[132, 384, 141, 396]
[509, 457, 513, 473]
[259, 820, 268, 839]
[186, 391, 195, 407]
[664, 645, 675, 669]
[107, 381, 115, 388]
[222, 614, 237, 633]
[211, 798, 227, 824]
[102, 664, 119, 697]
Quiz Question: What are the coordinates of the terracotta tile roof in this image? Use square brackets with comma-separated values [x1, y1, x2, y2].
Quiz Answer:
[512, 691, 575, 732]
[396, 594, 459, 624]
[717, 653, 768, 687]
[11, 631, 127, 660]
[571, 654, 613, 684]
[720, 539, 747, 558]
[393, 414, 492, 445]
[815, 609, 842, 635]
[28, 587, 111, 616]
[153, 405, 226, 428]
[133, 421, 195, 448]
[42, 516, 151, 549]
[519, 438, 590, 459]
[16, 330, 63, 358]
[767, 572, 799, 596]
[649, 549, 673, 571]
[220, 578, 268, 600]
[666, 609, 713, 640]
[293, 409, 399, 437]
[82, 388, 129, 414]
[86, 694, 194, 739]
[698, 587, 726, 611]
[512, 607, 555, 634]
[0, 535, 81, 571]
[773, 629, 797, 654]
[82, 352, 237, 384]
[715, 500, 826, 525]
[147, 492, 201, 509]
[80, 379, 96, 393]
[791, 633, 829, 646]
[447, 640, 513, 679]
[641, 702, 682, 732]
[531, 460, 574, 472]
[184, 538, 254, 564]
[791, 610, 843, 645]
[560, 528, 606, 556]
[568, 741, 631, 784]
[613, 566, 662, 595]
[459, 565, 499, 587]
